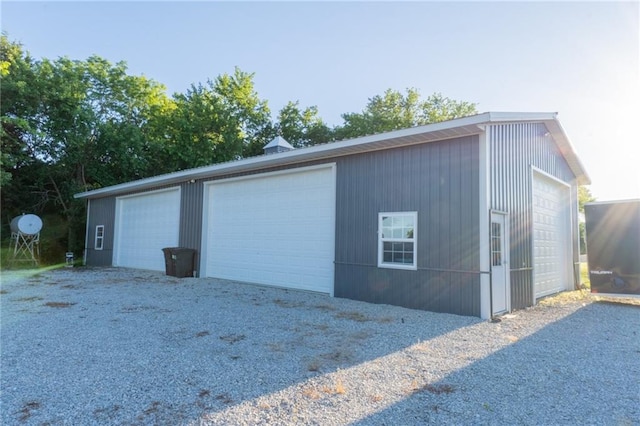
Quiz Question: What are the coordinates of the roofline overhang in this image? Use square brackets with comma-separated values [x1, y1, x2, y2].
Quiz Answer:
[74, 111, 590, 199]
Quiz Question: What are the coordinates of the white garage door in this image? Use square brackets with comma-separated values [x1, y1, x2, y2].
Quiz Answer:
[532, 172, 572, 298]
[202, 165, 336, 294]
[114, 188, 180, 271]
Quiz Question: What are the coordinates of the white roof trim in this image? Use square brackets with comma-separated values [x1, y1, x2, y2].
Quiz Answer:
[75, 112, 590, 199]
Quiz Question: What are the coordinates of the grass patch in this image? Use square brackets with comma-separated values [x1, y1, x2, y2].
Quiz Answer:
[350, 330, 372, 341]
[321, 349, 352, 364]
[15, 400, 41, 422]
[93, 404, 121, 420]
[215, 393, 234, 404]
[422, 383, 456, 395]
[273, 298, 305, 308]
[312, 323, 330, 331]
[266, 342, 284, 352]
[539, 289, 640, 308]
[593, 297, 640, 307]
[335, 311, 370, 322]
[313, 303, 337, 312]
[61, 284, 79, 289]
[44, 301, 76, 308]
[539, 289, 592, 306]
[220, 334, 246, 344]
[118, 305, 170, 313]
[580, 262, 590, 287]
[302, 387, 321, 400]
[142, 401, 162, 416]
[0, 263, 66, 275]
[307, 359, 321, 372]
[14, 296, 44, 302]
[195, 330, 210, 338]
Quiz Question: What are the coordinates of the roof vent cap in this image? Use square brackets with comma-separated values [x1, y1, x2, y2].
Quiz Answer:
[263, 136, 294, 155]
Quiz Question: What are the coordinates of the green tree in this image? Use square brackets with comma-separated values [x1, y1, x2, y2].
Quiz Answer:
[276, 101, 333, 148]
[578, 185, 596, 213]
[0, 35, 40, 188]
[161, 67, 273, 169]
[1, 35, 173, 257]
[578, 185, 596, 254]
[334, 88, 477, 140]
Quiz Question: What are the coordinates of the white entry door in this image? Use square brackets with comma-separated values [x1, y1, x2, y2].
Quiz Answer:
[491, 212, 509, 314]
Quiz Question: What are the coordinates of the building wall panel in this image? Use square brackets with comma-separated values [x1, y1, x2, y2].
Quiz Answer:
[179, 181, 204, 272]
[85, 197, 116, 266]
[489, 123, 578, 309]
[334, 135, 481, 316]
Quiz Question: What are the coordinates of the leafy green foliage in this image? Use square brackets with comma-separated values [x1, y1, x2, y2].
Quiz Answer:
[159, 68, 272, 171]
[334, 88, 477, 140]
[0, 34, 478, 263]
[1, 35, 173, 255]
[578, 185, 596, 254]
[578, 186, 596, 213]
[276, 101, 333, 148]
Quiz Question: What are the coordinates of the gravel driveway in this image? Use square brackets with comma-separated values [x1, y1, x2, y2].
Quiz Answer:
[1, 267, 638, 425]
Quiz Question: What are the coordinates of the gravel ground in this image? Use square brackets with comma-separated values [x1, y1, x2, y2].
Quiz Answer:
[1, 267, 638, 425]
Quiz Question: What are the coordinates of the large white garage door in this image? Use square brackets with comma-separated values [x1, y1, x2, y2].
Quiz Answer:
[203, 165, 336, 294]
[532, 172, 572, 298]
[114, 188, 180, 271]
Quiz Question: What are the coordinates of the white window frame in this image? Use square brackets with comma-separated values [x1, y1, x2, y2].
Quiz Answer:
[95, 225, 105, 250]
[378, 211, 418, 270]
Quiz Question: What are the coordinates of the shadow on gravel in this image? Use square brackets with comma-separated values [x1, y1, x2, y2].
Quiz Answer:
[352, 302, 640, 425]
[1, 267, 480, 425]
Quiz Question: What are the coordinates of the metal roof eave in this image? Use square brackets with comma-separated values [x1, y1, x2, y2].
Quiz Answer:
[74, 112, 590, 199]
[74, 114, 491, 199]
[541, 117, 591, 186]
[483, 112, 590, 185]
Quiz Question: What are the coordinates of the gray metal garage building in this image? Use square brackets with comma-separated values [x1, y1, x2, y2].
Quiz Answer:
[75, 112, 590, 318]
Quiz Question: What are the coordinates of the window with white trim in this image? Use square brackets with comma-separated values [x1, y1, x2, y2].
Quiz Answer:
[95, 225, 105, 250]
[378, 212, 417, 270]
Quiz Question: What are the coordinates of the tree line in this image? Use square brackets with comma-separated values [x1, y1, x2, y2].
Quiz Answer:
[1, 34, 478, 263]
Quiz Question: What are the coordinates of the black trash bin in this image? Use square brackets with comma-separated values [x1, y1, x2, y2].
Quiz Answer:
[162, 247, 196, 278]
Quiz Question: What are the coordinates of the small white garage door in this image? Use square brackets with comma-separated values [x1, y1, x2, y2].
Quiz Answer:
[202, 165, 336, 294]
[532, 172, 572, 298]
[113, 188, 180, 271]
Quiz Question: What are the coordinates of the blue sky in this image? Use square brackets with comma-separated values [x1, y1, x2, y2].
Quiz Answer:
[2, 1, 639, 201]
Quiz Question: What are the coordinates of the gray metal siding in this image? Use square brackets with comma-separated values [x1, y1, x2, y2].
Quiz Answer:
[85, 184, 185, 267]
[489, 123, 578, 309]
[85, 197, 116, 266]
[334, 136, 481, 316]
[179, 181, 204, 272]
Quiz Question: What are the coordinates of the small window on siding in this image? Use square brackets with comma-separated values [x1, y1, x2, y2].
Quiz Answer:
[95, 225, 105, 250]
[378, 212, 417, 270]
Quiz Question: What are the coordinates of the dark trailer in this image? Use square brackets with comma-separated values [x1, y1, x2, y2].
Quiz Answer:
[584, 199, 640, 297]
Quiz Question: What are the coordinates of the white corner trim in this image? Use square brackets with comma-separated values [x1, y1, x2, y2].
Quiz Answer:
[479, 128, 492, 319]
